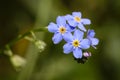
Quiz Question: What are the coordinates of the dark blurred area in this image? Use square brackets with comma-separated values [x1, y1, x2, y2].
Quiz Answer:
[0, 0, 120, 80]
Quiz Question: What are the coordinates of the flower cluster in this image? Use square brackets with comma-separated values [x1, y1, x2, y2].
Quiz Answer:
[48, 12, 99, 63]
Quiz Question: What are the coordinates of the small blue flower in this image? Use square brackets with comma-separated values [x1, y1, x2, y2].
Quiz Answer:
[48, 16, 72, 44]
[63, 30, 90, 58]
[65, 12, 91, 32]
[87, 29, 99, 49]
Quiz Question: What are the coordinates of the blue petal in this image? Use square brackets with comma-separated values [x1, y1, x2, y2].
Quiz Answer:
[78, 23, 87, 32]
[81, 19, 91, 25]
[87, 29, 95, 38]
[64, 24, 72, 32]
[65, 15, 73, 20]
[52, 33, 62, 44]
[73, 30, 84, 41]
[63, 32, 73, 42]
[68, 19, 77, 27]
[72, 12, 82, 18]
[48, 23, 58, 33]
[80, 39, 90, 49]
[90, 38, 99, 46]
[56, 16, 66, 26]
[63, 43, 73, 54]
[73, 48, 82, 58]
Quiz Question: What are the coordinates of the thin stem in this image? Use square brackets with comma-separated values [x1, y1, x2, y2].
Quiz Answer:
[7, 27, 47, 47]
[0, 27, 48, 54]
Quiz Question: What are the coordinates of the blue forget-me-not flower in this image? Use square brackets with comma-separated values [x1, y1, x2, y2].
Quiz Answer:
[48, 16, 72, 44]
[65, 12, 91, 32]
[63, 30, 90, 58]
[87, 29, 99, 49]
[48, 12, 99, 63]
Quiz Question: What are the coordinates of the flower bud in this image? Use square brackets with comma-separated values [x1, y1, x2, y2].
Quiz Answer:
[74, 52, 91, 64]
[83, 52, 91, 58]
[10, 55, 26, 70]
[34, 40, 46, 52]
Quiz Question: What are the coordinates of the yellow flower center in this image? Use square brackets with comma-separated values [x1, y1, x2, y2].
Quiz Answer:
[59, 27, 66, 34]
[72, 39, 80, 47]
[74, 16, 81, 22]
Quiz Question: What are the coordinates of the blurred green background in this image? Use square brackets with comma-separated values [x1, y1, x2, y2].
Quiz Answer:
[0, 0, 120, 80]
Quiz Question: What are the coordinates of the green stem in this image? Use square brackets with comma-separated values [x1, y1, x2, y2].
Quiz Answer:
[7, 27, 47, 47]
[0, 27, 48, 54]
